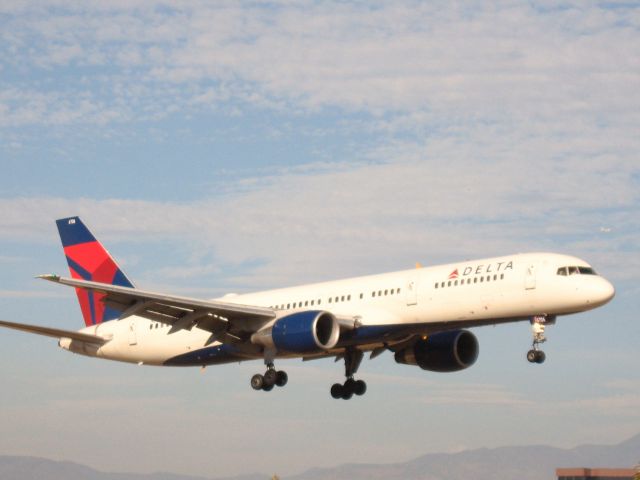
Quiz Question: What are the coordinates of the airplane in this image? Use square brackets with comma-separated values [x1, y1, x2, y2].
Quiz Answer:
[0, 217, 615, 400]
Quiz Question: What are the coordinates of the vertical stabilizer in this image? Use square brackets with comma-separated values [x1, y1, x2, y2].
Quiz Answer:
[56, 217, 134, 326]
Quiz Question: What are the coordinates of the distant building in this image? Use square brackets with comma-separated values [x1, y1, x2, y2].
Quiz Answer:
[556, 468, 636, 480]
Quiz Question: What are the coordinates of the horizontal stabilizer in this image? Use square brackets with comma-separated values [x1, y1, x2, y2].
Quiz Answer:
[0, 319, 107, 344]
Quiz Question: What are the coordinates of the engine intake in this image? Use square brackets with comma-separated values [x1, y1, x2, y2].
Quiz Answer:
[394, 330, 479, 372]
[251, 310, 340, 353]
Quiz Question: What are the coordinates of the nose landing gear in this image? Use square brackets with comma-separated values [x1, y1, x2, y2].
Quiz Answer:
[527, 348, 546, 364]
[527, 315, 553, 364]
[331, 348, 367, 400]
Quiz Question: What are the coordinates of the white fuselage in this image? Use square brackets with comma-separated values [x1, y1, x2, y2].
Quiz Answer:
[62, 252, 615, 366]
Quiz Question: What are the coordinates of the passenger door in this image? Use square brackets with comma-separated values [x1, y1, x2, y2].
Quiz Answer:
[525, 264, 536, 290]
[128, 321, 138, 346]
[406, 273, 418, 306]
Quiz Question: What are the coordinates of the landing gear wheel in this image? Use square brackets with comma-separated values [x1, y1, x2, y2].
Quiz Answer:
[331, 383, 344, 399]
[275, 370, 288, 387]
[341, 379, 355, 400]
[262, 383, 274, 392]
[263, 369, 277, 387]
[535, 351, 546, 364]
[354, 379, 367, 396]
[344, 378, 356, 393]
[330, 348, 368, 399]
[527, 350, 538, 363]
[251, 374, 264, 390]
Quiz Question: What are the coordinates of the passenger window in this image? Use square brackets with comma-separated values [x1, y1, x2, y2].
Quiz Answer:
[397, 288, 401, 294]
[372, 292, 375, 297]
[329, 298, 332, 303]
[341, 296, 345, 302]
[435, 283, 438, 289]
[500, 274, 504, 280]
[474, 278, 478, 283]
[360, 293, 363, 299]
[447, 281, 451, 287]
[347, 295, 351, 301]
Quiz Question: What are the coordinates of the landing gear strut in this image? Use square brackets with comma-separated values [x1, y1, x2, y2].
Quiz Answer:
[251, 361, 288, 392]
[527, 315, 551, 364]
[331, 348, 367, 400]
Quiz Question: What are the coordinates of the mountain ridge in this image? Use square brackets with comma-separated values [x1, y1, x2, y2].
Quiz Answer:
[1, 432, 637, 480]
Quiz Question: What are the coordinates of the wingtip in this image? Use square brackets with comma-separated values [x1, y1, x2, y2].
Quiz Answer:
[36, 274, 60, 282]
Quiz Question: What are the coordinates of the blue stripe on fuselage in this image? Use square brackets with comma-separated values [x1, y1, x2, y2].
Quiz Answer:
[164, 343, 244, 366]
[164, 324, 419, 367]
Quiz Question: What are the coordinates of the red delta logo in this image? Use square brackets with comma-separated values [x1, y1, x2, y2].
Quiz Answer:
[448, 269, 459, 279]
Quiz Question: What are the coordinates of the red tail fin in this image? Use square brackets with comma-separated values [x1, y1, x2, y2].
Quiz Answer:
[56, 217, 134, 326]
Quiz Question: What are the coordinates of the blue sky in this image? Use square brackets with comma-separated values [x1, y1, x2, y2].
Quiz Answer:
[0, 1, 639, 477]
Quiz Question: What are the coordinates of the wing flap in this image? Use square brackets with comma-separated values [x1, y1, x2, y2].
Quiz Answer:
[0, 319, 107, 344]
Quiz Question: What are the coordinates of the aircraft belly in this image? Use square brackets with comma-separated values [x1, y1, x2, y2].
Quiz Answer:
[164, 343, 250, 366]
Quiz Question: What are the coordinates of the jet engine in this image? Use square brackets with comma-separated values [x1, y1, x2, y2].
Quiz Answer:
[251, 310, 340, 353]
[394, 330, 479, 372]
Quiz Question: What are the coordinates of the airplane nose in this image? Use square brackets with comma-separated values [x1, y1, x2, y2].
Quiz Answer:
[603, 279, 615, 302]
[592, 278, 615, 306]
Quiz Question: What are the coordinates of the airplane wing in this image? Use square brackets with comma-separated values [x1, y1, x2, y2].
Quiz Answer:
[0, 319, 107, 344]
[39, 275, 276, 343]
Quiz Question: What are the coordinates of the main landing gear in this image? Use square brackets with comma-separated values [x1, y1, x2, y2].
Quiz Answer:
[527, 315, 551, 364]
[251, 362, 288, 392]
[331, 348, 367, 400]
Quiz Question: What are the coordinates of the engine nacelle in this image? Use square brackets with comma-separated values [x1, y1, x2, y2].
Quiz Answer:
[251, 311, 340, 353]
[394, 330, 479, 372]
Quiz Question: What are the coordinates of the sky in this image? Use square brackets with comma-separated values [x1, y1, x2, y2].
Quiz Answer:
[0, 0, 639, 477]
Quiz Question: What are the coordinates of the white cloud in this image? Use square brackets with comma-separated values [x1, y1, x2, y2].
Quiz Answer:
[418, 383, 533, 407]
[0, 138, 636, 290]
[2, 2, 638, 128]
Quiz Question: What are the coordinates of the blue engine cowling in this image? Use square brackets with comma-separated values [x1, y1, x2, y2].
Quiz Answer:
[267, 310, 340, 353]
[394, 330, 479, 372]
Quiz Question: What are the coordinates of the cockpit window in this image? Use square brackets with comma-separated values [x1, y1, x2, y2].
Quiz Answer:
[557, 266, 597, 276]
[578, 266, 596, 275]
